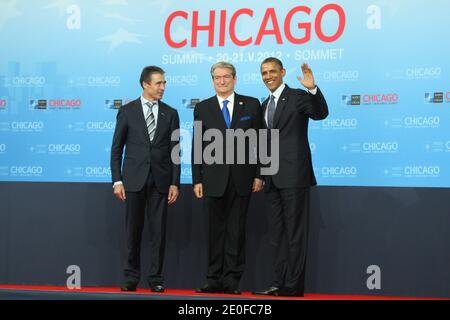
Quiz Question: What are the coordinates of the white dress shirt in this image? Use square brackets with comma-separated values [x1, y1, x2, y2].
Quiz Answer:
[217, 92, 235, 121]
[141, 95, 159, 126]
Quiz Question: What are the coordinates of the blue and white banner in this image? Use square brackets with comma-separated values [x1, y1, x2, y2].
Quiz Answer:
[0, 0, 449, 187]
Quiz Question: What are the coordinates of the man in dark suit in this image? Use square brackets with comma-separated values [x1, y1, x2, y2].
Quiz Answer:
[110, 66, 180, 292]
[192, 62, 263, 294]
[253, 58, 328, 297]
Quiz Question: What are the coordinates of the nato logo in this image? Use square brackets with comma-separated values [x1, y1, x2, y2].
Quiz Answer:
[424, 92, 443, 103]
[30, 100, 47, 110]
[182, 98, 200, 109]
[105, 99, 122, 109]
[342, 95, 360, 105]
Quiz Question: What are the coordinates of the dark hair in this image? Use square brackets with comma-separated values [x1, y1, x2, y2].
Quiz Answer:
[260, 57, 284, 70]
[140, 66, 165, 88]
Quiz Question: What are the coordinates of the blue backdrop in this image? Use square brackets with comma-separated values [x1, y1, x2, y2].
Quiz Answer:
[0, 0, 449, 187]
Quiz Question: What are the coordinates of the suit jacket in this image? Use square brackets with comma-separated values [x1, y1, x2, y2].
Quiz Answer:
[111, 98, 180, 193]
[262, 85, 328, 190]
[192, 93, 262, 197]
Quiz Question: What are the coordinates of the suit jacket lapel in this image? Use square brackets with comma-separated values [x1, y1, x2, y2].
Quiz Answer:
[129, 98, 150, 143]
[262, 97, 269, 128]
[210, 96, 228, 130]
[231, 94, 244, 129]
[152, 101, 167, 144]
[273, 85, 289, 129]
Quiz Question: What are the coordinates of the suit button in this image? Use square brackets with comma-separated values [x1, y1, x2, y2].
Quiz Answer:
[147, 161, 150, 164]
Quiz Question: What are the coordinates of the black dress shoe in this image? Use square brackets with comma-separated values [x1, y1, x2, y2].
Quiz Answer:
[120, 283, 137, 292]
[151, 285, 165, 293]
[252, 287, 279, 296]
[223, 289, 241, 295]
[275, 287, 303, 297]
[196, 283, 223, 294]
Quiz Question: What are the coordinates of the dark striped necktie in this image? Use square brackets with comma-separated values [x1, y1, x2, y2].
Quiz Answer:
[145, 101, 156, 142]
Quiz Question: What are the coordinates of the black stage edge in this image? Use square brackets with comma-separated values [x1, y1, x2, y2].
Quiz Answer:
[1, 182, 449, 298]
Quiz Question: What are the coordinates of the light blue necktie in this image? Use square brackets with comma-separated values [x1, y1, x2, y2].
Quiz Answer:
[267, 95, 276, 129]
[222, 100, 231, 128]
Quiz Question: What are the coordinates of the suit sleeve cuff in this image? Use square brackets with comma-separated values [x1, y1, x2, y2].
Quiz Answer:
[113, 181, 123, 188]
[308, 87, 318, 95]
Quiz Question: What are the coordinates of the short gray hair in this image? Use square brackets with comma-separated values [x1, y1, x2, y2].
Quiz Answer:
[210, 61, 236, 78]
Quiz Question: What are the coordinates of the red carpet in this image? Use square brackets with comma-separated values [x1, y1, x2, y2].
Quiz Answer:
[0, 285, 447, 300]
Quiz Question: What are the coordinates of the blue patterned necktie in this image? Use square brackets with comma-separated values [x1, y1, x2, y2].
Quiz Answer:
[222, 100, 231, 128]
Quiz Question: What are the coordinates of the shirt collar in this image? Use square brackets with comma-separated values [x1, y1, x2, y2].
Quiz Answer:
[141, 95, 158, 107]
[269, 83, 286, 101]
[217, 92, 235, 108]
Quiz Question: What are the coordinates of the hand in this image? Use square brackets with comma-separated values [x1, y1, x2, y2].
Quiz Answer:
[168, 185, 179, 205]
[252, 178, 263, 193]
[297, 63, 316, 90]
[113, 184, 126, 201]
[193, 183, 203, 198]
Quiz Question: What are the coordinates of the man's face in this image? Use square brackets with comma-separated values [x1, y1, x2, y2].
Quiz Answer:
[261, 62, 285, 92]
[212, 67, 236, 97]
[143, 73, 166, 100]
